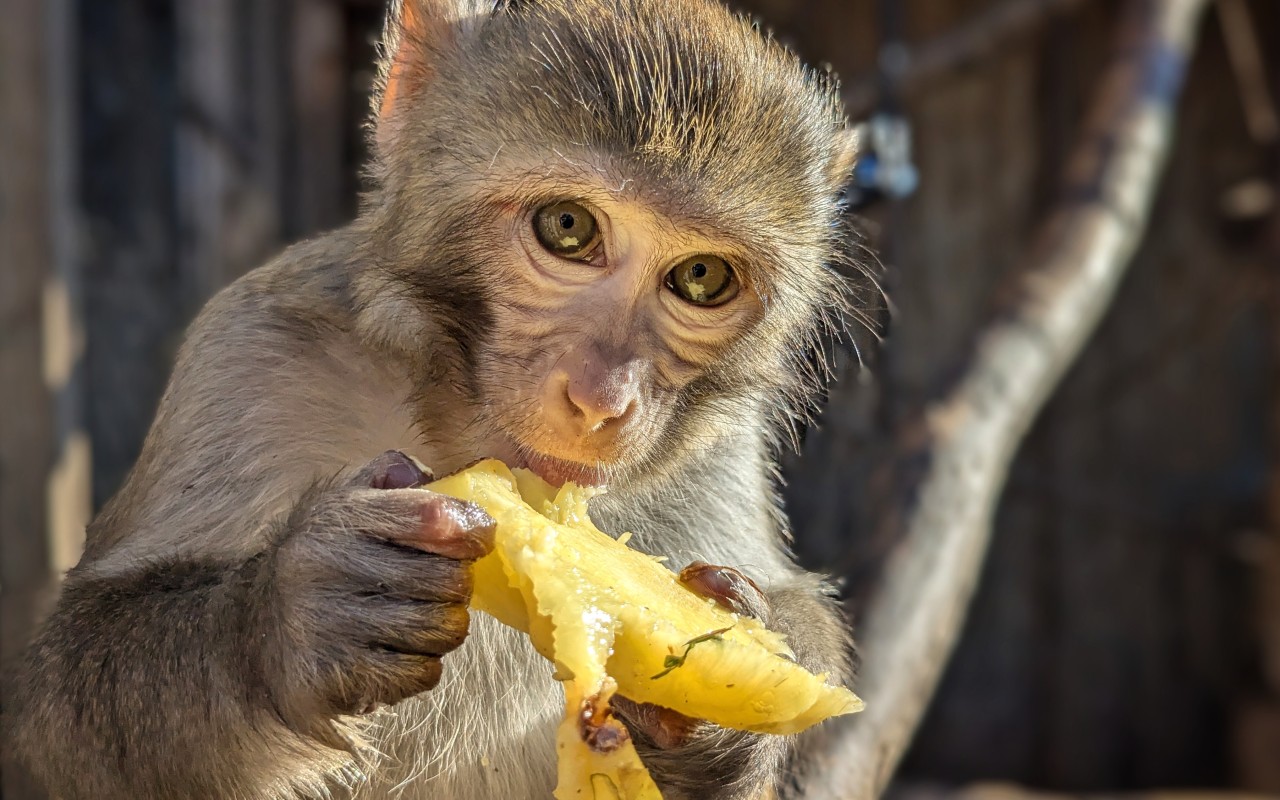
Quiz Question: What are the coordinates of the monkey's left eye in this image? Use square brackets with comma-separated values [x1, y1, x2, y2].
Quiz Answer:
[533, 201, 601, 261]
[665, 255, 738, 306]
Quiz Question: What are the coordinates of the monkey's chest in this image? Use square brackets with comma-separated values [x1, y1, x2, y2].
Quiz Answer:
[359, 612, 562, 799]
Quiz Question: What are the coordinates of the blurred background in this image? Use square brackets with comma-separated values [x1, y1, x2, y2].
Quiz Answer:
[2, 0, 1279, 797]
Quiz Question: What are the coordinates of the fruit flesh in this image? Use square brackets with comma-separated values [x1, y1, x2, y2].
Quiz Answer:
[426, 460, 863, 799]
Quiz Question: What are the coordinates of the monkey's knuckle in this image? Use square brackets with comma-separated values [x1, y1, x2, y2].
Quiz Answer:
[431, 604, 472, 648]
[392, 657, 445, 702]
[395, 556, 473, 603]
[446, 563, 475, 600]
[295, 593, 350, 642]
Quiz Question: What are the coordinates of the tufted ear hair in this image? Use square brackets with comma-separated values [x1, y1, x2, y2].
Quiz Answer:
[828, 122, 865, 188]
[372, 0, 502, 154]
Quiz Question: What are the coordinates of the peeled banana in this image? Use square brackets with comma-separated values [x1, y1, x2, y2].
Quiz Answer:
[426, 460, 862, 799]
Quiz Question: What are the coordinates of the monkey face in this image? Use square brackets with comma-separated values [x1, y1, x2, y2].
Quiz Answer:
[474, 183, 774, 486]
[366, 156, 851, 488]
[355, 0, 870, 486]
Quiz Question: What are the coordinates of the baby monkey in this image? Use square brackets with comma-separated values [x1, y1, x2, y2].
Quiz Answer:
[7, 0, 865, 797]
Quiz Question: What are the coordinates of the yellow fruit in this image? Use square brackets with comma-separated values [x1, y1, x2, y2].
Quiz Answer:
[426, 460, 863, 800]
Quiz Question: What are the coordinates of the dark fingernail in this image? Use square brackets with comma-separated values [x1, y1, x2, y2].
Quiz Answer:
[405, 454, 435, 482]
[369, 451, 428, 490]
[416, 496, 497, 559]
[384, 461, 424, 490]
[678, 563, 767, 619]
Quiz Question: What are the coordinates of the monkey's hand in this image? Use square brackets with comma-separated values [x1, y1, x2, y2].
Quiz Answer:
[254, 450, 495, 745]
[613, 562, 788, 800]
[7, 449, 495, 799]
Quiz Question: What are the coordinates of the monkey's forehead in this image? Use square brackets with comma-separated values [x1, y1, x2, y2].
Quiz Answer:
[421, 0, 846, 222]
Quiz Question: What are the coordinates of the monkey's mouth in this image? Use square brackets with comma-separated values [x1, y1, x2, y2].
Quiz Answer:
[493, 440, 611, 488]
[513, 451, 609, 489]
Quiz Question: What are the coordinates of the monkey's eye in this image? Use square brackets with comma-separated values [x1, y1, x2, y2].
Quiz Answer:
[664, 255, 738, 306]
[533, 201, 601, 261]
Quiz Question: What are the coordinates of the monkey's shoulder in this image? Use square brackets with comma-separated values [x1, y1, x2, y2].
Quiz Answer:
[84, 228, 415, 561]
[196, 231, 364, 346]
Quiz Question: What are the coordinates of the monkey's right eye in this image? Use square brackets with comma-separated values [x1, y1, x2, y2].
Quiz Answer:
[533, 201, 601, 261]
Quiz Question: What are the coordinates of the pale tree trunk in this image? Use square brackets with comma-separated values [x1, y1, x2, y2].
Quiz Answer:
[803, 1, 1212, 796]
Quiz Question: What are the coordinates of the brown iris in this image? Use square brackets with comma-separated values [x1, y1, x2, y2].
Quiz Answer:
[665, 255, 737, 306]
[533, 201, 601, 261]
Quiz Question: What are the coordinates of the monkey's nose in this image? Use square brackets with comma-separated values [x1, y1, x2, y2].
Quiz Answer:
[543, 350, 642, 439]
[563, 372, 636, 432]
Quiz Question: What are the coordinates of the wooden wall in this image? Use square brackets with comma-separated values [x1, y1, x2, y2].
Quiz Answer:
[72, 0, 385, 506]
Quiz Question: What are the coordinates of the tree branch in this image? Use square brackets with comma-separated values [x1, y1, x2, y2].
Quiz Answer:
[845, 0, 1090, 118]
[807, 1, 1211, 796]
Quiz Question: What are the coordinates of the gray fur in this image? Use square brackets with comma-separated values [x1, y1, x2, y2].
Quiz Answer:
[6, 0, 863, 797]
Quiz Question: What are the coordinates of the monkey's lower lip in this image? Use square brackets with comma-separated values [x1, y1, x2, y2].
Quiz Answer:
[511, 452, 609, 488]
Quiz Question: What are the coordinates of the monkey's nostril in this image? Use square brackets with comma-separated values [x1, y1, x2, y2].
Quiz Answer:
[563, 384, 586, 421]
[562, 380, 635, 433]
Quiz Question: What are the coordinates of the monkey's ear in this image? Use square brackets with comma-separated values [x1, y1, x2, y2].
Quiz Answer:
[828, 123, 866, 188]
[372, 0, 491, 154]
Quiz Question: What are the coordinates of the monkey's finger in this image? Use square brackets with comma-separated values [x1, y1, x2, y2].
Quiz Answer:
[411, 492, 496, 559]
[314, 489, 496, 560]
[677, 562, 771, 621]
[324, 534, 475, 603]
[612, 696, 703, 750]
[354, 599, 472, 657]
[332, 652, 445, 715]
[349, 449, 433, 490]
[624, 565, 772, 750]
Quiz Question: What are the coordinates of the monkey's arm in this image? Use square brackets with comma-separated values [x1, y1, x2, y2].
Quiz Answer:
[620, 573, 852, 800]
[9, 470, 489, 800]
[6, 263, 487, 800]
[601, 449, 855, 800]
[7, 552, 345, 800]
[767, 578, 858, 800]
